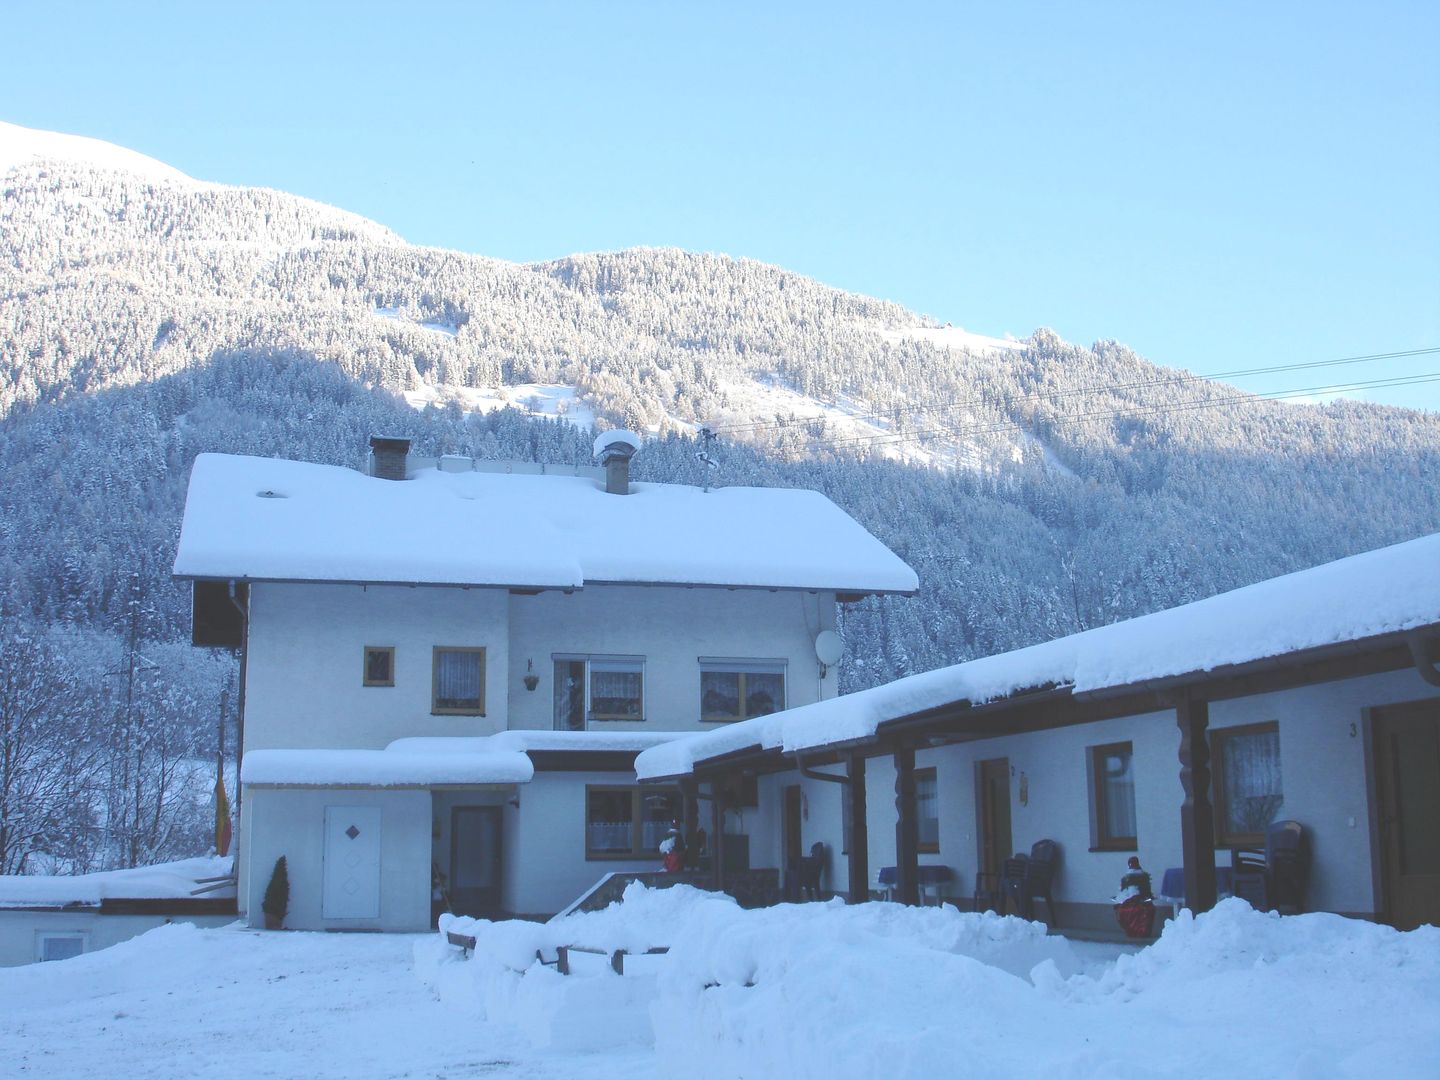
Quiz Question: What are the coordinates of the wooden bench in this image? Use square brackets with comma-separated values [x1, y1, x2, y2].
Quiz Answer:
[557, 944, 668, 975]
[445, 930, 477, 957]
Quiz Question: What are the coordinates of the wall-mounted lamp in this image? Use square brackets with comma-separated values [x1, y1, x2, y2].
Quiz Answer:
[507, 795, 521, 809]
[523, 659, 539, 692]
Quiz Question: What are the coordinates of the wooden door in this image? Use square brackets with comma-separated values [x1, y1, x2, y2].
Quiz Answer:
[976, 758, 1013, 880]
[450, 806, 503, 916]
[1375, 700, 1440, 929]
[322, 805, 382, 919]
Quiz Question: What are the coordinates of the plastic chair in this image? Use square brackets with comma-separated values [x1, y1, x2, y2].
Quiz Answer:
[1000, 840, 1062, 926]
[1233, 820, 1310, 914]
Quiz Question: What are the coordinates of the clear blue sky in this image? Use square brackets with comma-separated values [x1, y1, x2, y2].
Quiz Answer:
[5, 1, 1438, 409]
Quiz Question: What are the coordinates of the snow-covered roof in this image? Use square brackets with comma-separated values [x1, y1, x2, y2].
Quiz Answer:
[637, 531, 1440, 779]
[173, 454, 918, 594]
[388, 731, 691, 755]
[242, 748, 534, 788]
[0, 856, 233, 909]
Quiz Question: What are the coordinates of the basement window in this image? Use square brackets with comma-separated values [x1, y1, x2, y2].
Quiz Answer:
[36, 933, 86, 962]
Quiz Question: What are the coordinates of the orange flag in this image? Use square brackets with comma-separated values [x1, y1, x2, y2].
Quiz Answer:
[215, 775, 233, 857]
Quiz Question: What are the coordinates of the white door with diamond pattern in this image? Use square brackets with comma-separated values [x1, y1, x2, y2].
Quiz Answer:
[323, 806, 382, 919]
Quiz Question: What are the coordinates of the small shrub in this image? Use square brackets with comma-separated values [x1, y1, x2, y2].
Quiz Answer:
[262, 856, 289, 925]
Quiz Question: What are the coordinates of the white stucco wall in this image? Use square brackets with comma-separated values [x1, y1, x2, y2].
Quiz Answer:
[506, 585, 838, 731]
[0, 911, 235, 968]
[244, 583, 511, 750]
[243, 786, 431, 931]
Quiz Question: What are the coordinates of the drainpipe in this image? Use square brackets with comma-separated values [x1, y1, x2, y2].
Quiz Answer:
[1407, 633, 1440, 687]
[226, 581, 248, 823]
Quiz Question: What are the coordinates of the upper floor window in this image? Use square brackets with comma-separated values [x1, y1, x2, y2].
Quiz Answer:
[554, 656, 645, 729]
[432, 647, 485, 715]
[700, 660, 786, 723]
[1088, 742, 1137, 850]
[1214, 722, 1283, 846]
[362, 646, 394, 687]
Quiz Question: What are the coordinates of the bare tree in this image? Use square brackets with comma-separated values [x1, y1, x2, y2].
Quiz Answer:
[0, 622, 102, 875]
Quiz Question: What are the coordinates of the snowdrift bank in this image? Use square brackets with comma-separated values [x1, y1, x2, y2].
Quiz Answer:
[419, 888, 1440, 1079]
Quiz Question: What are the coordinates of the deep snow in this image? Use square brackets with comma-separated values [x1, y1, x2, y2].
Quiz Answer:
[3, 888, 1436, 1079]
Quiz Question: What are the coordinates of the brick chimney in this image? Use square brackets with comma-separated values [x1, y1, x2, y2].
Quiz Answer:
[369, 435, 411, 481]
[593, 430, 641, 495]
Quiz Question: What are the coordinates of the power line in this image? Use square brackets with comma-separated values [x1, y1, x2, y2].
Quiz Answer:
[710, 346, 1440, 437]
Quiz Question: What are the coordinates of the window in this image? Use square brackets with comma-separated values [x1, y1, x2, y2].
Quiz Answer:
[700, 660, 786, 722]
[1213, 722, 1283, 845]
[916, 767, 939, 853]
[36, 933, 85, 962]
[362, 646, 394, 687]
[585, 786, 681, 858]
[432, 647, 485, 715]
[553, 656, 645, 728]
[1088, 742, 1138, 850]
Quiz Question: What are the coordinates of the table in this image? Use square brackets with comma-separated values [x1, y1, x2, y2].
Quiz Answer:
[876, 865, 954, 905]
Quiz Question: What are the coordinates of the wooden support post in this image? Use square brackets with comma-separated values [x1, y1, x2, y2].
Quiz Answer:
[680, 778, 700, 865]
[1176, 695, 1218, 913]
[846, 752, 869, 903]
[893, 742, 919, 906]
[711, 781, 727, 894]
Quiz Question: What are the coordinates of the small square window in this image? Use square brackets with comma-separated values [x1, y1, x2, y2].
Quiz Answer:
[363, 646, 394, 687]
[433, 647, 485, 715]
[1088, 742, 1138, 850]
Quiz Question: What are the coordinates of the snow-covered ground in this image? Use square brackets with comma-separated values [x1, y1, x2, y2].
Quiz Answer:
[8, 885, 1430, 1079]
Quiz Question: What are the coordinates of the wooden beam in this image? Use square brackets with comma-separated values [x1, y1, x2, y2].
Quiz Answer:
[712, 783, 727, 893]
[893, 742, 919, 906]
[846, 752, 868, 904]
[1176, 696, 1218, 913]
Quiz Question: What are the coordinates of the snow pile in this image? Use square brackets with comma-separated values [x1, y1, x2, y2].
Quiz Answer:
[0, 856, 232, 908]
[418, 883, 736, 1051]
[640, 529, 1440, 778]
[417, 884, 1077, 1057]
[423, 887, 1440, 1078]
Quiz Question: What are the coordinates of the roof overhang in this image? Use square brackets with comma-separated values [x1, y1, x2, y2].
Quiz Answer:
[643, 623, 1440, 783]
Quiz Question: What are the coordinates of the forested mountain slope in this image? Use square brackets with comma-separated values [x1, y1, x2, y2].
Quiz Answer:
[2, 123, 1437, 873]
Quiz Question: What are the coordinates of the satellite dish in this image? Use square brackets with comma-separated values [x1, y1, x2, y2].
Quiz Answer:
[814, 631, 845, 666]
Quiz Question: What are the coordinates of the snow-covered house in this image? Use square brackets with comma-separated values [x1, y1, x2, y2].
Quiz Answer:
[0, 857, 236, 967]
[172, 434, 917, 929]
[637, 533, 1440, 932]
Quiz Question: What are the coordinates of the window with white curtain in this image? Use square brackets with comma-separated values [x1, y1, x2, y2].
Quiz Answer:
[585, 786, 681, 858]
[552, 656, 645, 728]
[432, 647, 485, 715]
[1214, 723, 1284, 845]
